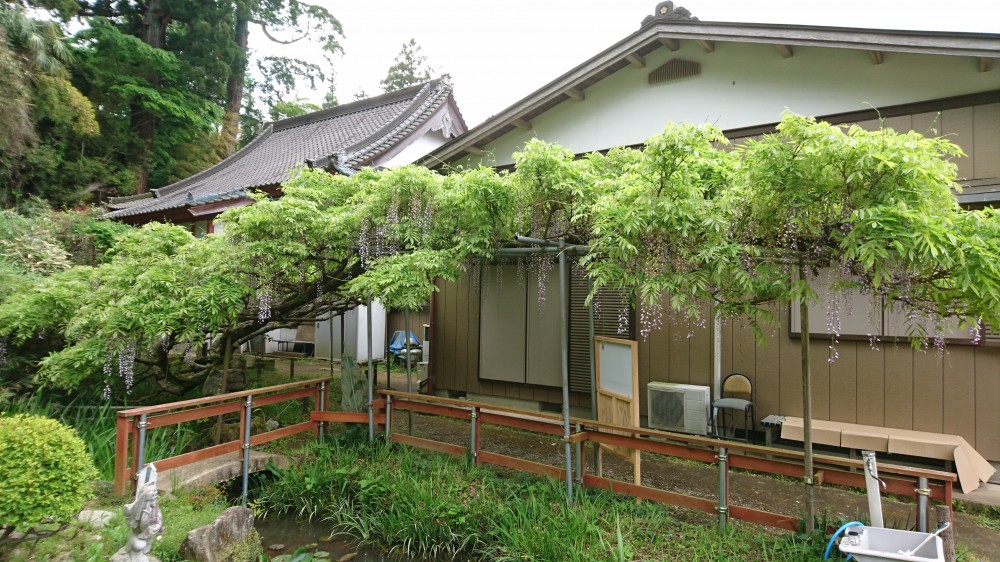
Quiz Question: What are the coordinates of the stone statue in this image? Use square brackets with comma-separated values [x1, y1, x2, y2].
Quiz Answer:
[113, 464, 163, 562]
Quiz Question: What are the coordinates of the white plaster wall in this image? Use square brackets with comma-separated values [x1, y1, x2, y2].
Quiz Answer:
[381, 130, 450, 168]
[467, 42, 999, 167]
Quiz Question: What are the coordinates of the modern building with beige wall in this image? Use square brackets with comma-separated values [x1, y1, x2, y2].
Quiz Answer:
[419, 3, 1000, 464]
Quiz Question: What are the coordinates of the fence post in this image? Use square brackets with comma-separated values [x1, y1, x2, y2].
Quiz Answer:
[384, 394, 393, 439]
[574, 423, 583, 484]
[136, 414, 148, 476]
[114, 415, 131, 496]
[917, 476, 930, 532]
[935, 503, 956, 562]
[318, 382, 327, 443]
[469, 406, 479, 465]
[241, 395, 253, 507]
[717, 446, 728, 535]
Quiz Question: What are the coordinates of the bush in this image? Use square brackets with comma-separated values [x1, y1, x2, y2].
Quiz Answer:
[0, 414, 97, 531]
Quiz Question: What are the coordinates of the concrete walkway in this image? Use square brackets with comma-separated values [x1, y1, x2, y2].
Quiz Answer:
[955, 482, 1000, 508]
[156, 451, 289, 494]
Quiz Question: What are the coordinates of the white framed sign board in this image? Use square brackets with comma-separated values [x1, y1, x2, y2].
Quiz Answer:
[594, 336, 641, 486]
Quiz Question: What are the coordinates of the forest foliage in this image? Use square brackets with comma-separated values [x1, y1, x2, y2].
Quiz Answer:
[0, 0, 343, 208]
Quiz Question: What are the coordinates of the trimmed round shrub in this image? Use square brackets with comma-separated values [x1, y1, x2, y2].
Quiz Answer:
[0, 414, 98, 530]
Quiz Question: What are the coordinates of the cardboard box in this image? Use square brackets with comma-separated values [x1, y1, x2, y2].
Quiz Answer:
[887, 429, 958, 460]
[780, 417, 843, 447]
[840, 425, 889, 452]
[779, 418, 996, 493]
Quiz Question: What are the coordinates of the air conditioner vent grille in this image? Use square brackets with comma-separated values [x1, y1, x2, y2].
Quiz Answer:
[647, 382, 710, 435]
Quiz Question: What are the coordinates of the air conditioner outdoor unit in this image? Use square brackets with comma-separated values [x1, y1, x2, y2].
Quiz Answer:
[647, 382, 711, 435]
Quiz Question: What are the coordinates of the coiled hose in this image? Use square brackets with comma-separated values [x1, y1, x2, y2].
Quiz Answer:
[824, 521, 865, 560]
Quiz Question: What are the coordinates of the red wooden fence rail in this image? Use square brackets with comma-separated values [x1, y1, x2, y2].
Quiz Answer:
[113, 380, 955, 534]
[377, 389, 956, 532]
[113, 377, 336, 495]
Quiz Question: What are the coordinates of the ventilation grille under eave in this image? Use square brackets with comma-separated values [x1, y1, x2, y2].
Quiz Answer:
[648, 59, 701, 85]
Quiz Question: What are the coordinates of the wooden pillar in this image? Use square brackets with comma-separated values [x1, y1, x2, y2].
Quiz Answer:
[935, 504, 956, 562]
[114, 415, 132, 496]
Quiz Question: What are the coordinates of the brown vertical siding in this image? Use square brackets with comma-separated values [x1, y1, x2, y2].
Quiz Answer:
[943, 347, 976, 446]
[466, 273, 482, 394]
[431, 103, 1000, 460]
[912, 353, 944, 433]
[688, 302, 713, 388]
[829, 342, 857, 424]
[975, 351, 1000, 460]
[809, 340, 831, 422]
[386, 309, 431, 341]
[942, 106, 975, 179]
[856, 345, 886, 427]
[911, 111, 940, 137]
[755, 306, 782, 425]
[778, 306, 804, 418]
[974, 103, 1000, 179]
[883, 345, 915, 430]
[444, 279, 459, 390]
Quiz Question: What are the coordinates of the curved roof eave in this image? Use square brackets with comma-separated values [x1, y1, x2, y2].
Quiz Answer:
[417, 17, 1000, 169]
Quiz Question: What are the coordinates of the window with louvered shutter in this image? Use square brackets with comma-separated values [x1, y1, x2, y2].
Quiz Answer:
[569, 264, 633, 393]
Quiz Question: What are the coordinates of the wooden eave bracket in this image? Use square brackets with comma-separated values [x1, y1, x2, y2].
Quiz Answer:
[511, 118, 532, 131]
[565, 87, 586, 101]
[775, 44, 793, 58]
[697, 39, 715, 53]
[981, 57, 993, 72]
[869, 50, 885, 65]
[465, 145, 485, 156]
[626, 52, 646, 68]
[659, 37, 680, 51]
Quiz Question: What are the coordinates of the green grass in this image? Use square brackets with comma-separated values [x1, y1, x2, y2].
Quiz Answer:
[253, 438, 831, 561]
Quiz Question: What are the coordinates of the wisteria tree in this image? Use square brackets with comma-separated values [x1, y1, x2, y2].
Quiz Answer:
[1, 115, 997, 539]
[726, 115, 1000, 531]
[583, 114, 1000, 532]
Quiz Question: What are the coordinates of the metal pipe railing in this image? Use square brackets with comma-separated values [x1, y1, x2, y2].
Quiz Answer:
[113, 377, 331, 496]
[377, 389, 957, 533]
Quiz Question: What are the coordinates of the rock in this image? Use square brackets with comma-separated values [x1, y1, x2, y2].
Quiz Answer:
[313, 551, 330, 559]
[267, 543, 285, 551]
[179, 506, 260, 562]
[78, 509, 116, 528]
[338, 553, 358, 562]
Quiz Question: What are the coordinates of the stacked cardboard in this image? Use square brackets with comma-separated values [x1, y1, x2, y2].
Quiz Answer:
[779, 417, 995, 493]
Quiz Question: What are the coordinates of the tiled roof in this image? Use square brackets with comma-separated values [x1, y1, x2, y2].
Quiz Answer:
[107, 78, 460, 219]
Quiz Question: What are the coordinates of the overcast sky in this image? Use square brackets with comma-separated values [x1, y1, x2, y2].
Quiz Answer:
[259, 0, 999, 126]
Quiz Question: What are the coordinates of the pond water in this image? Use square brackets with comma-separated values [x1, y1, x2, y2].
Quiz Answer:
[255, 516, 423, 561]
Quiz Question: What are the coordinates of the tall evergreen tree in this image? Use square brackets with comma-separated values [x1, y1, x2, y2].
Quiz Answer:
[11, 0, 344, 197]
[380, 38, 433, 93]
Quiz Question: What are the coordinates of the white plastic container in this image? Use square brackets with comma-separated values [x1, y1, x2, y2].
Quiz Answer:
[838, 526, 944, 562]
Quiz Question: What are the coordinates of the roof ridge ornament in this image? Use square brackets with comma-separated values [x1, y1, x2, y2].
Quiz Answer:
[642, 2, 699, 26]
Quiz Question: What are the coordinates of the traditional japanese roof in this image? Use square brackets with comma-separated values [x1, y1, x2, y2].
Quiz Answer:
[418, 2, 1000, 168]
[107, 78, 465, 222]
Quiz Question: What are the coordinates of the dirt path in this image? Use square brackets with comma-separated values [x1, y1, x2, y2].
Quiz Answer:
[273, 360, 998, 560]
